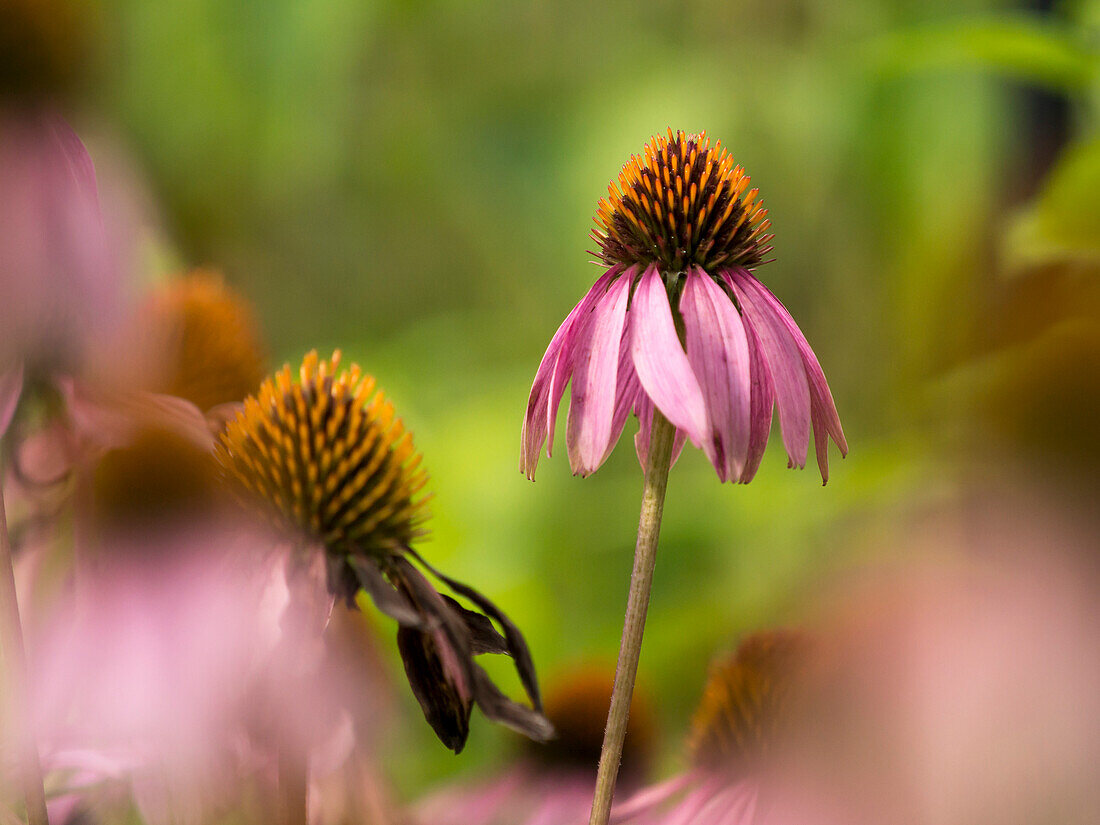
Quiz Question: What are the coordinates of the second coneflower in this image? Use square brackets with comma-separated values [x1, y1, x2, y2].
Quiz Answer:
[216, 350, 552, 753]
[520, 130, 846, 825]
[614, 630, 810, 825]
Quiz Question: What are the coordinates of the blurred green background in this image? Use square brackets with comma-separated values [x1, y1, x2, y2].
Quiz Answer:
[66, 0, 1100, 795]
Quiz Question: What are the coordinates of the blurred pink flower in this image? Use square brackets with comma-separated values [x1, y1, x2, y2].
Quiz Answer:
[521, 131, 846, 482]
[16, 518, 383, 824]
[612, 631, 807, 825]
[0, 108, 121, 374]
[758, 514, 1100, 825]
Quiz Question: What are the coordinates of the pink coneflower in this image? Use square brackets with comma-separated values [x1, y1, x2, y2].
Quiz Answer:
[521, 129, 846, 483]
[520, 131, 846, 825]
[613, 631, 809, 825]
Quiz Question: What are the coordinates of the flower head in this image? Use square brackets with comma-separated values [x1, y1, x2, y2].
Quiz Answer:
[613, 630, 810, 825]
[688, 630, 809, 771]
[521, 130, 846, 483]
[216, 350, 552, 752]
[135, 271, 267, 412]
[593, 130, 771, 273]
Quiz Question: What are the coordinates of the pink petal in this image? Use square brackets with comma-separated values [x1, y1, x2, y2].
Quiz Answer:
[600, 320, 642, 468]
[730, 271, 848, 482]
[611, 772, 695, 821]
[567, 271, 633, 476]
[629, 265, 709, 449]
[60, 379, 215, 451]
[724, 270, 810, 469]
[738, 314, 775, 483]
[680, 268, 751, 482]
[0, 362, 24, 437]
[519, 268, 619, 479]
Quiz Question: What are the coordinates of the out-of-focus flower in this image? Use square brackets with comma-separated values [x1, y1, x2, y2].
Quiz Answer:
[0, 109, 120, 376]
[521, 129, 846, 482]
[759, 502, 1100, 825]
[614, 631, 809, 825]
[415, 664, 656, 825]
[126, 270, 267, 413]
[216, 350, 553, 752]
[26, 523, 287, 825]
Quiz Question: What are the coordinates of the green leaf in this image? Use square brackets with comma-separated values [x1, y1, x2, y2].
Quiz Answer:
[869, 15, 1099, 94]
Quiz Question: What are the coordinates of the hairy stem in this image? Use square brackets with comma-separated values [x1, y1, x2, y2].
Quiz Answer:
[588, 409, 677, 825]
[0, 486, 50, 825]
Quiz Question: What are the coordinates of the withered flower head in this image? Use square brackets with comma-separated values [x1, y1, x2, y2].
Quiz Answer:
[593, 129, 772, 273]
[138, 271, 267, 412]
[216, 350, 553, 752]
[688, 629, 809, 772]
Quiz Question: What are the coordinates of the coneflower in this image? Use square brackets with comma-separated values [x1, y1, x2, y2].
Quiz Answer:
[519, 130, 845, 825]
[216, 350, 552, 754]
[614, 630, 810, 825]
[137, 270, 267, 412]
[522, 129, 846, 483]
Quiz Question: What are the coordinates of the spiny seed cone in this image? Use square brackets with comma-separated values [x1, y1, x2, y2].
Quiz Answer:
[215, 350, 431, 558]
[687, 630, 809, 770]
[592, 129, 772, 273]
[140, 271, 267, 411]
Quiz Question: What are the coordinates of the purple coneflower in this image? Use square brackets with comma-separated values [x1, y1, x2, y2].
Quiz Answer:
[613, 630, 809, 825]
[216, 351, 552, 754]
[519, 130, 845, 825]
[521, 129, 846, 483]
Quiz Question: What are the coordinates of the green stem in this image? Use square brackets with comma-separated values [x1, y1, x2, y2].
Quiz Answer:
[588, 409, 677, 825]
[0, 486, 50, 825]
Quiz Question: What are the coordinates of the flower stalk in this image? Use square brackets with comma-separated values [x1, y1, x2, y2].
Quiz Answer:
[588, 409, 677, 825]
[0, 484, 50, 825]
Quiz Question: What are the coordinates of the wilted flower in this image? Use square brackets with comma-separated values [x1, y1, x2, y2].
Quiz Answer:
[216, 350, 553, 752]
[615, 630, 809, 825]
[415, 664, 656, 825]
[521, 130, 846, 482]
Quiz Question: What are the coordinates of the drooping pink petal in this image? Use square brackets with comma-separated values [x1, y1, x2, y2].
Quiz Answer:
[738, 312, 775, 484]
[724, 269, 810, 469]
[730, 270, 848, 482]
[634, 390, 688, 473]
[520, 268, 619, 479]
[629, 265, 709, 449]
[0, 362, 24, 437]
[680, 268, 751, 482]
[59, 378, 214, 452]
[547, 268, 625, 458]
[600, 320, 642, 468]
[567, 272, 633, 476]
